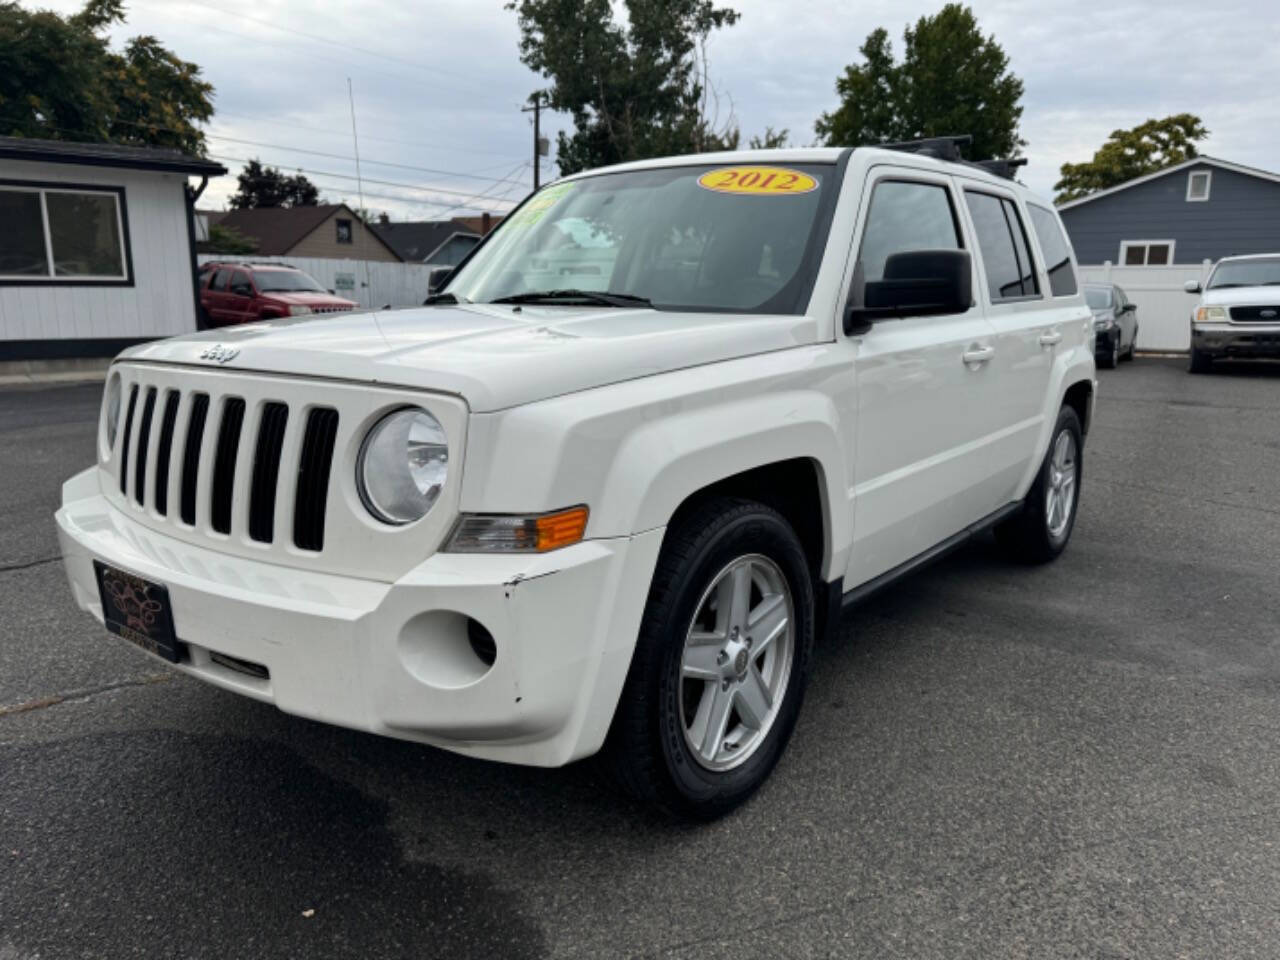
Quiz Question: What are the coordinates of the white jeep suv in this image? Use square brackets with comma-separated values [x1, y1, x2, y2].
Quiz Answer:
[1186, 254, 1280, 372]
[57, 145, 1096, 819]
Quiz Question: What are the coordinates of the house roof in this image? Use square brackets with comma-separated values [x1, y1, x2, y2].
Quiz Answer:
[1056, 155, 1280, 211]
[371, 219, 483, 263]
[0, 135, 226, 176]
[211, 203, 401, 258]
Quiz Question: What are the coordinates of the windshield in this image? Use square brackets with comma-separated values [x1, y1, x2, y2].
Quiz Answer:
[447, 162, 838, 314]
[254, 269, 326, 293]
[1084, 287, 1112, 310]
[1207, 259, 1280, 289]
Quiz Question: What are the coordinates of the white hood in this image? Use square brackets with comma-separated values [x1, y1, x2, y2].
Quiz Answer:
[121, 304, 820, 412]
[1200, 285, 1280, 307]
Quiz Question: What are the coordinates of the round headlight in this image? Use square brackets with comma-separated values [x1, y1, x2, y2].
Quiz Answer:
[358, 407, 448, 525]
[103, 372, 122, 458]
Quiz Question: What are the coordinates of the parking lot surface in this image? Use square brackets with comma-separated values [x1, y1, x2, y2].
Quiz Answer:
[3, 358, 1280, 959]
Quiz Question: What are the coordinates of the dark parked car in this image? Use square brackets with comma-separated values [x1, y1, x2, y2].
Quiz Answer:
[1085, 283, 1138, 368]
[198, 262, 358, 327]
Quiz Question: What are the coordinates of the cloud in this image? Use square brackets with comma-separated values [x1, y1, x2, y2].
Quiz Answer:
[33, 0, 1280, 213]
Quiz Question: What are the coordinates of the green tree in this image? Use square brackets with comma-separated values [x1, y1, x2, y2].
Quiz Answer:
[815, 4, 1024, 162]
[0, 0, 213, 154]
[230, 159, 320, 209]
[507, 0, 742, 175]
[748, 126, 789, 149]
[1054, 114, 1209, 203]
[205, 223, 258, 255]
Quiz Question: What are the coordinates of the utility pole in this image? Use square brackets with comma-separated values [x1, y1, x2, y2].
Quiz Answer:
[521, 93, 548, 189]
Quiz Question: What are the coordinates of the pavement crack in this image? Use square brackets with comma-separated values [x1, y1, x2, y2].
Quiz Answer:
[0, 555, 61, 574]
[0, 674, 171, 718]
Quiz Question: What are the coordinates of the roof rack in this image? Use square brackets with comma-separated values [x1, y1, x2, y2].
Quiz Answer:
[873, 135, 1027, 181]
[878, 136, 972, 162]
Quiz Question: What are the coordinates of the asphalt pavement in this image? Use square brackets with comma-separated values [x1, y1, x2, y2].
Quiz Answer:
[3, 358, 1280, 959]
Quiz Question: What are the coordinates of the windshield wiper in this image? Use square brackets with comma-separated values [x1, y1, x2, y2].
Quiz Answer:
[489, 289, 653, 308]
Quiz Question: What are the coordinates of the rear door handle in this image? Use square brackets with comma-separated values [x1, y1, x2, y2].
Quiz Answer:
[1039, 330, 1063, 347]
[962, 345, 995, 365]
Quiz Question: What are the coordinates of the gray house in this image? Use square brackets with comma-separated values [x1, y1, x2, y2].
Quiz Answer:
[1058, 156, 1280, 265]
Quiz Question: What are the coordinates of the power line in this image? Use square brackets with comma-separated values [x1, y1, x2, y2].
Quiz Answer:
[212, 155, 529, 212]
[207, 152, 527, 203]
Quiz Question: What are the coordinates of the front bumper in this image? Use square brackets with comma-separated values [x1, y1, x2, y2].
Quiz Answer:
[1192, 323, 1280, 358]
[56, 468, 663, 766]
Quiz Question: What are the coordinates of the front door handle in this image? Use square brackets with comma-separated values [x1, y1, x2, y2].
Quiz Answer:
[1039, 330, 1063, 347]
[962, 345, 995, 365]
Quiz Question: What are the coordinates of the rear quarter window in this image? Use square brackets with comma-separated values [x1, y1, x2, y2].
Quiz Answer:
[1027, 204, 1079, 297]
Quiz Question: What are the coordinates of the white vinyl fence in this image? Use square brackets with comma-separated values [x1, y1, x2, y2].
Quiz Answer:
[197, 254, 443, 310]
[1078, 261, 1215, 352]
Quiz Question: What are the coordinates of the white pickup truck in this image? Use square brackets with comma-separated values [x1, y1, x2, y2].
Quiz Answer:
[57, 145, 1096, 819]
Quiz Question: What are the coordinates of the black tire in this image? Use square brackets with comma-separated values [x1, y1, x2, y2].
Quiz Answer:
[1097, 334, 1119, 369]
[1122, 332, 1137, 361]
[198, 306, 214, 330]
[996, 406, 1083, 564]
[602, 497, 815, 821]
[1189, 347, 1213, 374]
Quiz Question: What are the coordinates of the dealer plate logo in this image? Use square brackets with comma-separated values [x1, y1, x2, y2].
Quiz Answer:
[199, 344, 239, 364]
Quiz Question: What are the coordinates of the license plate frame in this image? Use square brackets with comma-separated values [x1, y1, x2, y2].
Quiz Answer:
[93, 560, 183, 664]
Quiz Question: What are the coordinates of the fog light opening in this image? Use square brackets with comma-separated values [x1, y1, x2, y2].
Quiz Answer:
[467, 617, 497, 667]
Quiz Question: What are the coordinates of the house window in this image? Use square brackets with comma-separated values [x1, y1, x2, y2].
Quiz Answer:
[1186, 170, 1212, 202]
[335, 218, 353, 244]
[0, 183, 129, 283]
[1120, 240, 1174, 266]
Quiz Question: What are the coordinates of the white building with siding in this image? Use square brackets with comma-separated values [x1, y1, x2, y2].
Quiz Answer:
[0, 137, 226, 363]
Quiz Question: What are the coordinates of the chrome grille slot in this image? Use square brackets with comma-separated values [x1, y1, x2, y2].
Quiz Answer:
[180, 393, 210, 526]
[153, 390, 180, 516]
[294, 407, 339, 552]
[133, 387, 157, 506]
[249, 402, 289, 543]
[210, 398, 246, 535]
[118, 384, 139, 496]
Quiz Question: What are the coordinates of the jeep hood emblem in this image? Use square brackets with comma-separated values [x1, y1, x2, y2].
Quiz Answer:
[199, 344, 240, 364]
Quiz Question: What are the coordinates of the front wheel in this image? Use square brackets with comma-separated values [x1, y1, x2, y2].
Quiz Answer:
[1189, 347, 1213, 374]
[1098, 334, 1119, 369]
[603, 498, 814, 821]
[996, 406, 1083, 564]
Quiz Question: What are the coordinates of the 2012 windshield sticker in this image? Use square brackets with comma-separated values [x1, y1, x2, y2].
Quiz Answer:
[697, 166, 818, 196]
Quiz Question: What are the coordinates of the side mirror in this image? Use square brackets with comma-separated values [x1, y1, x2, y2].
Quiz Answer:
[427, 267, 454, 295]
[845, 249, 973, 334]
[1123, 303, 1137, 314]
[1184, 280, 1202, 294]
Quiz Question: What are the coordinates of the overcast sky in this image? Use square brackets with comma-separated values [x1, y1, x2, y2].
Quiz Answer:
[39, 0, 1280, 220]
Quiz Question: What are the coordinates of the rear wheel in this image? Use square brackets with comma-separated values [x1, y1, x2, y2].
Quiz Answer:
[603, 498, 814, 821]
[1189, 347, 1213, 374]
[996, 406, 1083, 564]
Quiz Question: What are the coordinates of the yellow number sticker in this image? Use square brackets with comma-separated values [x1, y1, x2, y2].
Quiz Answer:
[697, 166, 818, 196]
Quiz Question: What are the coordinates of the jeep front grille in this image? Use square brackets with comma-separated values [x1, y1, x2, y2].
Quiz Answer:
[114, 378, 338, 552]
[102, 362, 465, 581]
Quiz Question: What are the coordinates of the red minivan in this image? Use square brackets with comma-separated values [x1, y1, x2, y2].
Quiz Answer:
[198, 262, 359, 327]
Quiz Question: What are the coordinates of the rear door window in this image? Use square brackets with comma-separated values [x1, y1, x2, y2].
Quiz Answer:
[965, 191, 1040, 301]
[211, 268, 230, 291]
[1027, 204, 1078, 297]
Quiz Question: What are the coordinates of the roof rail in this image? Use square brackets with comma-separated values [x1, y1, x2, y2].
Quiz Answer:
[877, 135, 973, 162]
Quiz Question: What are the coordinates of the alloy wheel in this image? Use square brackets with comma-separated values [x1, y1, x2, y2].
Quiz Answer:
[678, 554, 795, 772]
[1045, 429, 1077, 539]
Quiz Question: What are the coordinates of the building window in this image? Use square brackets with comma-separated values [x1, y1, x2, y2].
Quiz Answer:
[335, 218, 353, 244]
[0, 183, 130, 283]
[1119, 240, 1175, 265]
[1186, 170, 1211, 202]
